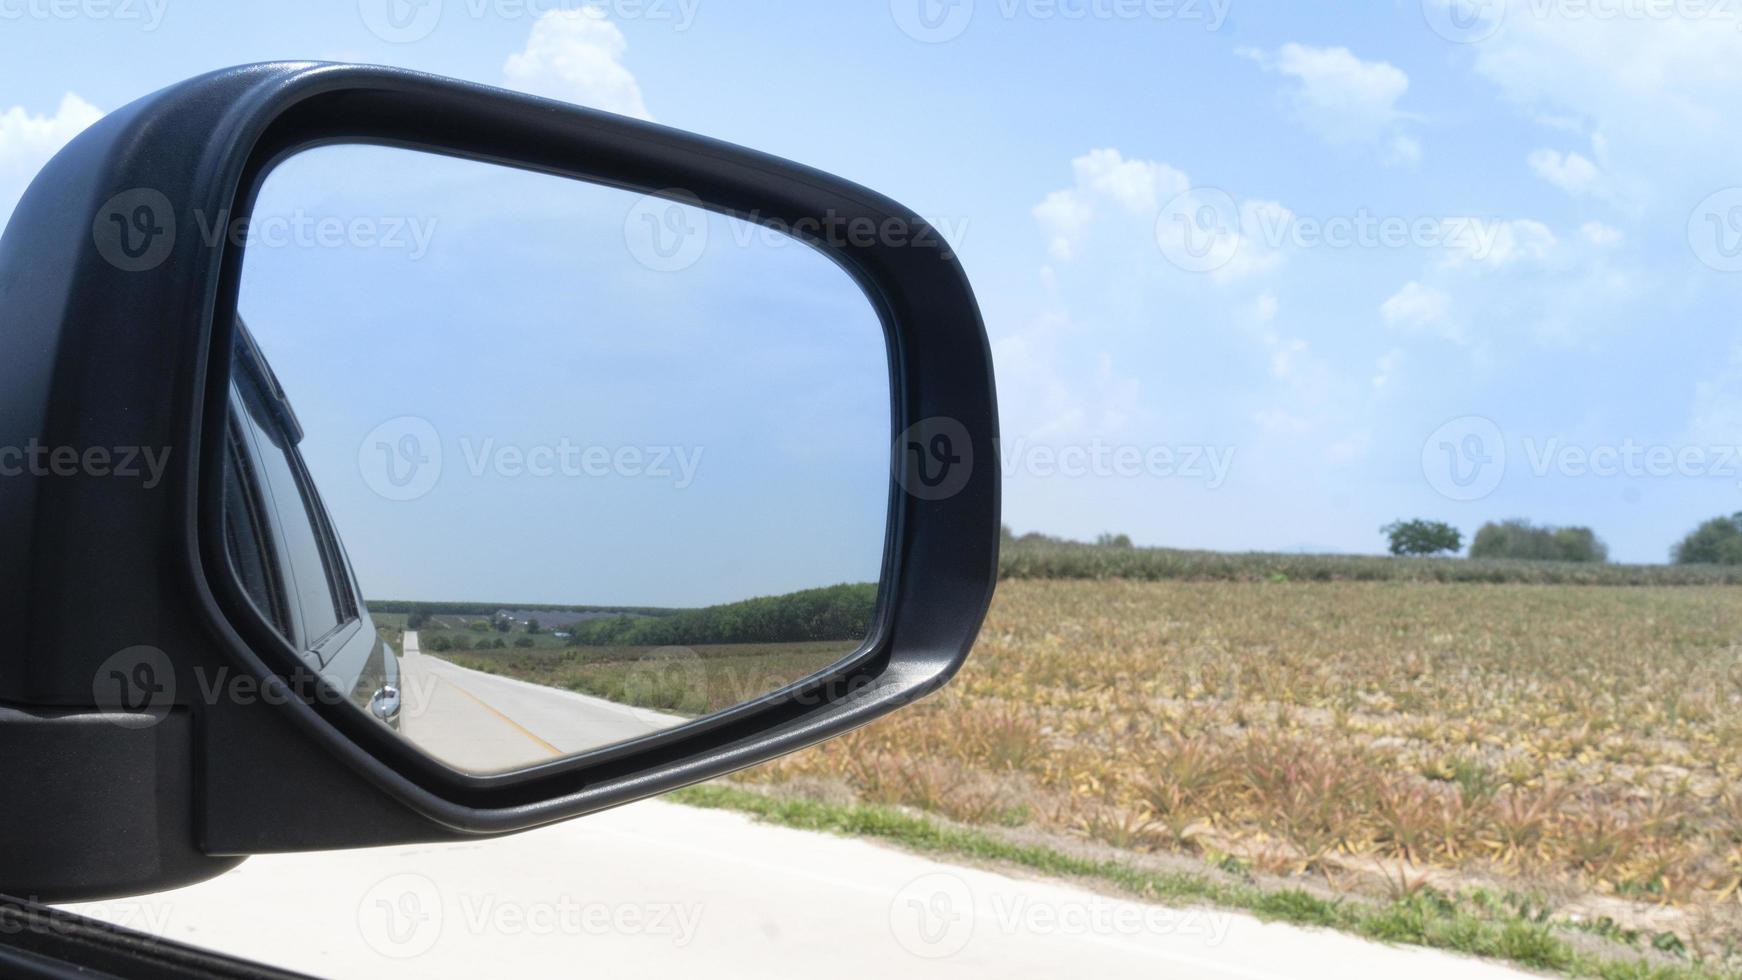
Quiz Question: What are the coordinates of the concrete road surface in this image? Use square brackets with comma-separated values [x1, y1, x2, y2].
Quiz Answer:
[58, 631, 1536, 978]
[60, 798, 1534, 980]
[395, 631, 686, 771]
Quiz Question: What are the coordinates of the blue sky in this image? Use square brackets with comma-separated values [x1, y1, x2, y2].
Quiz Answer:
[240, 146, 891, 605]
[6, 0, 1742, 591]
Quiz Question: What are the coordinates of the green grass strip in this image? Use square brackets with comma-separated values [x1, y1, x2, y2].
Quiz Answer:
[668, 784, 1730, 980]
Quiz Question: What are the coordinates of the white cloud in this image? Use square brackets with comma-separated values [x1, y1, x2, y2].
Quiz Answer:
[1527, 148, 1605, 197]
[1252, 408, 1313, 435]
[1581, 221, 1624, 247]
[503, 9, 652, 121]
[1033, 148, 1188, 261]
[1033, 189, 1095, 261]
[1439, 218, 1558, 269]
[0, 93, 102, 223]
[1463, 14, 1742, 209]
[1214, 199, 1291, 285]
[1035, 148, 1293, 283]
[1251, 43, 1417, 161]
[1328, 430, 1371, 463]
[1386, 135, 1422, 167]
[992, 312, 1141, 443]
[1267, 335, 1310, 380]
[1372, 348, 1403, 391]
[1688, 342, 1742, 446]
[1072, 147, 1189, 213]
[1381, 281, 1457, 340]
[1250, 290, 1279, 323]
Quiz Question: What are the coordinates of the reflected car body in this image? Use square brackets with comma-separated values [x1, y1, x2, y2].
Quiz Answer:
[222, 322, 402, 729]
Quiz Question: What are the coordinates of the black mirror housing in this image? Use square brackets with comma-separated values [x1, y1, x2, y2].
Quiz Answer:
[0, 63, 999, 901]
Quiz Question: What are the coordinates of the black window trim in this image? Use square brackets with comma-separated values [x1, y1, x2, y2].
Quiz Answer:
[222, 417, 292, 638]
[230, 363, 360, 661]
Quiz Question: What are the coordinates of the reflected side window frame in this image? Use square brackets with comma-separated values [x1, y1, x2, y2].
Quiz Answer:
[229, 358, 361, 663]
[222, 418, 291, 638]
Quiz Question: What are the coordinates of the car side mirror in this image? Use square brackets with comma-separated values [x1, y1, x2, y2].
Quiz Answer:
[0, 62, 998, 902]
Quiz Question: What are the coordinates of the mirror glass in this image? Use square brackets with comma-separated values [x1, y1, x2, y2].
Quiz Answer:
[224, 145, 889, 774]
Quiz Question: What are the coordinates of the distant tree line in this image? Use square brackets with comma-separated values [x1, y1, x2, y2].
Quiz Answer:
[1673, 513, 1742, 565]
[1006, 514, 1742, 570]
[1470, 520, 1607, 563]
[424, 634, 515, 653]
[1381, 520, 1463, 557]
[564, 583, 877, 648]
[1379, 514, 1742, 566]
[368, 599, 678, 619]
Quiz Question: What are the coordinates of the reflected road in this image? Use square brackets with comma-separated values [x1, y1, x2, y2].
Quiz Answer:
[397, 631, 685, 772]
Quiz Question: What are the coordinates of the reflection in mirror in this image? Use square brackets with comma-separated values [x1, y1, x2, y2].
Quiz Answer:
[225, 145, 889, 774]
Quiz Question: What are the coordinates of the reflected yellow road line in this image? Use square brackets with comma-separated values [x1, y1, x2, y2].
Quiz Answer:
[434, 673, 563, 758]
